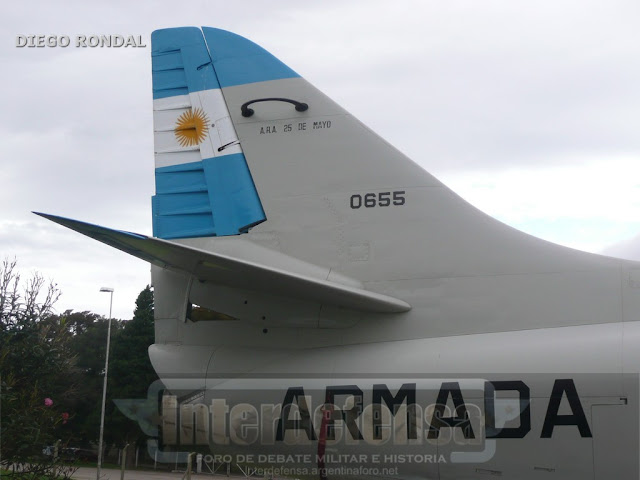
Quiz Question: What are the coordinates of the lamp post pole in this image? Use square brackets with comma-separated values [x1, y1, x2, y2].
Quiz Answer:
[96, 287, 114, 480]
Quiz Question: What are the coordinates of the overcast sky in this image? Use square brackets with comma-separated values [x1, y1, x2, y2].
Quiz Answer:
[2, 0, 639, 319]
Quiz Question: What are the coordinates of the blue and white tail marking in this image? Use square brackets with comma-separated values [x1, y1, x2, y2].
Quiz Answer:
[151, 27, 266, 239]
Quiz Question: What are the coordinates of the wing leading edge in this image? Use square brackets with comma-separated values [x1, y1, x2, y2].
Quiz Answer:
[34, 213, 410, 314]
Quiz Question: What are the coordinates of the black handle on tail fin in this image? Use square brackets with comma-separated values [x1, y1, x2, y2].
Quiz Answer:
[241, 98, 308, 117]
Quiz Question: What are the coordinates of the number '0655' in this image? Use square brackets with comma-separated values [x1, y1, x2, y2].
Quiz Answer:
[350, 191, 406, 209]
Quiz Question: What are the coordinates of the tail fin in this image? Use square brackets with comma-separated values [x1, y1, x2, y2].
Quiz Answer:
[39, 27, 625, 345]
[151, 27, 440, 273]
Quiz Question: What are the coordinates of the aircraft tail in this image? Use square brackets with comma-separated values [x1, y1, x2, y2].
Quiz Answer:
[151, 27, 441, 276]
[39, 27, 625, 348]
[146, 28, 625, 343]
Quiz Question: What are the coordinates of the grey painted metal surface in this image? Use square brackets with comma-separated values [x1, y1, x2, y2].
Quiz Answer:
[41, 27, 640, 479]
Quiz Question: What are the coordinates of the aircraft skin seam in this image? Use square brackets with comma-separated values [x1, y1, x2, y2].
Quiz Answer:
[362, 271, 624, 285]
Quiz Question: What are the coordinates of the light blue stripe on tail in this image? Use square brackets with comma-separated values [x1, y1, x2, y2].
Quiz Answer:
[202, 27, 299, 88]
[151, 27, 220, 99]
[152, 154, 265, 239]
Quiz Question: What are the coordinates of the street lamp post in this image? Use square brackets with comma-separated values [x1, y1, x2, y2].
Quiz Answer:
[96, 287, 114, 480]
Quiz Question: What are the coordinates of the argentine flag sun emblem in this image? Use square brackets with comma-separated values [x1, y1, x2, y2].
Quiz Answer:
[174, 108, 209, 147]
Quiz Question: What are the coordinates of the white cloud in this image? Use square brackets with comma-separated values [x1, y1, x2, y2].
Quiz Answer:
[439, 156, 640, 252]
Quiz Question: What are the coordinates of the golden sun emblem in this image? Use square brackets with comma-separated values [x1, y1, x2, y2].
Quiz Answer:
[174, 108, 209, 147]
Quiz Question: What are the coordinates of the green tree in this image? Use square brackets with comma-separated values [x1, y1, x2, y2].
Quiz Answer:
[107, 285, 157, 447]
[0, 259, 77, 479]
[46, 287, 156, 451]
[62, 311, 122, 446]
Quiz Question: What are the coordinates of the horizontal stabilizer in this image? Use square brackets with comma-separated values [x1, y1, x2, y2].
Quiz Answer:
[34, 213, 410, 314]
